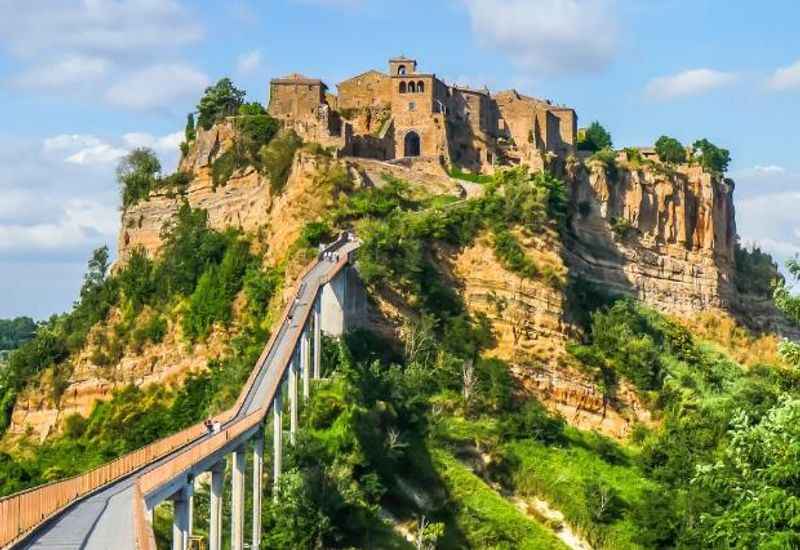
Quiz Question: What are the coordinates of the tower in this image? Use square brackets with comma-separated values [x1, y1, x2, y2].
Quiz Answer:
[389, 56, 417, 77]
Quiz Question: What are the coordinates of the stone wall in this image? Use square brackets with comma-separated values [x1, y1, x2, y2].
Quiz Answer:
[337, 71, 392, 111]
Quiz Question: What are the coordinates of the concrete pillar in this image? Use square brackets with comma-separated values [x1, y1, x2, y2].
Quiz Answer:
[209, 462, 225, 550]
[171, 484, 192, 550]
[231, 446, 246, 550]
[252, 432, 264, 549]
[302, 326, 311, 399]
[187, 486, 194, 546]
[289, 352, 299, 445]
[313, 297, 322, 379]
[273, 385, 283, 493]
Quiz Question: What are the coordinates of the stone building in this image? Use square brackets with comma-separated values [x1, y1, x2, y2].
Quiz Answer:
[267, 57, 577, 173]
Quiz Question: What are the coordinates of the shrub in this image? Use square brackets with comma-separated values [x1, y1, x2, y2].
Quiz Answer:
[299, 221, 334, 249]
[184, 113, 196, 143]
[735, 243, 781, 297]
[211, 149, 241, 189]
[655, 135, 687, 165]
[589, 147, 618, 179]
[261, 131, 303, 193]
[492, 229, 538, 278]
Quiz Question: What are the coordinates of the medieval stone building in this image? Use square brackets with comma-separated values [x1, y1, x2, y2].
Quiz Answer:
[268, 57, 577, 173]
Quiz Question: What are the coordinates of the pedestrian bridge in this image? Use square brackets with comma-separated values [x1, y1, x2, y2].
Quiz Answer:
[0, 234, 362, 550]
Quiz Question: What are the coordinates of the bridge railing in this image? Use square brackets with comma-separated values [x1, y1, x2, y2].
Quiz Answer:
[0, 236, 357, 549]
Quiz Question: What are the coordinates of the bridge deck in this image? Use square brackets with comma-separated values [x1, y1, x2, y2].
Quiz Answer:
[17, 241, 357, 549]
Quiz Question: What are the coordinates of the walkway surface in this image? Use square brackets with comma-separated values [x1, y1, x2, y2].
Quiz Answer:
[19, 241, 358, 549]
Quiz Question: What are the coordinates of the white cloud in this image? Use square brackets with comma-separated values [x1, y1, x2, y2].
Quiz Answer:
[0, 0, 202, 58]
[754, 165, 786, 175]
[644, 69, 737, 101]
[9, 55, 110, 90]
[462, 0, 618, 75]
[123, 131, 183, 153]
[236, 50, 263, 74]
[768, 59, 800, 91]
[43, 134, 103, 152]
[65, 143, 128, 165]
[105, 64, 209, 110]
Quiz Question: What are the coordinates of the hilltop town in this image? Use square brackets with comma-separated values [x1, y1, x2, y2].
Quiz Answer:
[268, 56, 576, 174]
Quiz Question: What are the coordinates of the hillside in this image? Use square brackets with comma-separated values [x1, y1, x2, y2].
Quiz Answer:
[2, 78, 799, 549]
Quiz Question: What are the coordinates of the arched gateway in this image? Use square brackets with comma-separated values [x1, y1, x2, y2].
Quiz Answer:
[404, 131, 421, 157]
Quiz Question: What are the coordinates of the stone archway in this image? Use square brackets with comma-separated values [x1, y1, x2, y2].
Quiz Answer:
[404, 131, 421, 157]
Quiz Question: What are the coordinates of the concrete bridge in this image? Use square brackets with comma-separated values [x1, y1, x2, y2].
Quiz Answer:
[0, 234, 364, 550]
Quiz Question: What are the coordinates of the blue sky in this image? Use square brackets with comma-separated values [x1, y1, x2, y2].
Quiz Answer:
[0, 0, 798, 319]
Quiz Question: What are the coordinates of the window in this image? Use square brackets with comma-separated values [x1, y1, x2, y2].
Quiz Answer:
[408, 81, 416, 93]
[408, 101, 416, 112]
[399, 81, 407, 94]
[417, 81, 425, 93]
[398, 65, 406, 76]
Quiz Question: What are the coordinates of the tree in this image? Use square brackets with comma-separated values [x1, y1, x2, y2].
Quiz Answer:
[196, 78, 246, 130]
[692, 138, 731, 174]
[117, 148, 161, 209]
[184, 113, 196, 143]
[655, 135, 687, 164]
[578, 121, 613, 152]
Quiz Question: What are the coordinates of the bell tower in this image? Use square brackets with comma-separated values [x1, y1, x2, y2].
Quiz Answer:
[389, 56, 417, 77]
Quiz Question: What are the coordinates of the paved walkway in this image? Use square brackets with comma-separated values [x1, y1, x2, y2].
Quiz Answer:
[19, 243, 356, 549]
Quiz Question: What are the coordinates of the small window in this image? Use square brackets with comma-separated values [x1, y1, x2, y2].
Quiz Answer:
[409, 101, 416, 112]
[399, 81, 407, 94]
[398, 65, 407, 76]
[408, 81, 416, 93]
[417, 81, 425, 93]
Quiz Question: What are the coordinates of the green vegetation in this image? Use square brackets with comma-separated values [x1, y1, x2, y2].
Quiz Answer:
[118, 148, 193, 208]
[692, 138, 731, 175]
[0, 317, 36, 351]
[577, 121, 613, 152]
[448, 166, 493, 184]
[0, 203, 282, 465]
[260, 130, 303, 193]
[735, 243, 782, 297]
[654, 135, 687, 165]
[197, 78, 246, 131]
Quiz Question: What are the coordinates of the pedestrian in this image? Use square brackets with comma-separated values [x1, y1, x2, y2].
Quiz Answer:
[204, 419, 213, 434]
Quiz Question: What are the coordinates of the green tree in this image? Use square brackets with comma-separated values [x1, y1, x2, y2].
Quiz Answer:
[692, 138, 731, 174]
[196, 78, 246, 130]
[117, 148, 161, 209]
[578, 121, 613, 152]
[184, 113, 196, 142]
[655, 135, 687, 164]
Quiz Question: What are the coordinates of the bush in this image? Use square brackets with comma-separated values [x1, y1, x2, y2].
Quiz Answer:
[735, 243, 781, 297]
[261, 131, 303, 193]
[655, 135, 687, 164]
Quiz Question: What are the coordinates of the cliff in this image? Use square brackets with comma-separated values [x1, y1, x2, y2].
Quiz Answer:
[5, 120, 784, 443]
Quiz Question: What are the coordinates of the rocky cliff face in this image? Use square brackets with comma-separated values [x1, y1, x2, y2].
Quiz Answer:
[565, 161, 738, 315]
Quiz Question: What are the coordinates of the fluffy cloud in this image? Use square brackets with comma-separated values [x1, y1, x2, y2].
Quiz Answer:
[754, 165, 786, 175]
[9, 55, 110, 91]
[0, 0, 202, 57]
[105, 64, 209, 110]
[644, 69, 737, 101]
[768, 59, 800, 91]
[236, 50, 264, 75]
[0, 1, 205, 109]
[123, 131, 183, 153]
[462, 0, 618, 75]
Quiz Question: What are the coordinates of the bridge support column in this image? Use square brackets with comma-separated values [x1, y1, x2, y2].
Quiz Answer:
[273, 386, 283, 495]
[171, 484, 192, 550]
[252, 431, 264, 549]
[231, 446, 246, 550]
[313, 297, 321, 379]
[302, 326, 311, 400]
[209, 462, 225, 550]
[289, 352, 299, 445]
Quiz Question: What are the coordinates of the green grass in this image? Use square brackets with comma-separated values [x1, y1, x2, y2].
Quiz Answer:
[431, 447, 568, 550]
[448, 167, 494, 184]
[504, 429, 657, 549]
